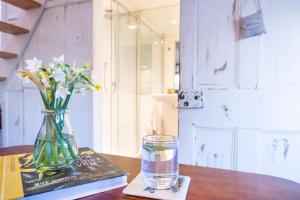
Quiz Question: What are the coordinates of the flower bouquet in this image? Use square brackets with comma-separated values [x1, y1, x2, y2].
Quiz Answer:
[19, 55, 100, 170]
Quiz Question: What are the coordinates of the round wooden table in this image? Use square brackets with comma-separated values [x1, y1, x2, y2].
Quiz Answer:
[1, 145, 300, 200]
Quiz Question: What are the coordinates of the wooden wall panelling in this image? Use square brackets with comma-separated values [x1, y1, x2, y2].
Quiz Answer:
[23, 88, 43, 144]
[2, 92, 23, 146]
[65, 2, 93, 148]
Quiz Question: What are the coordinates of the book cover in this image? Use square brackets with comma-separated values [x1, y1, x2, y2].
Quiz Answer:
[0, 148, 127, 199]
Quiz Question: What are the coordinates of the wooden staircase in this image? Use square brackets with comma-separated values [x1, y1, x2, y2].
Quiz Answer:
[0, 51, 17, 59]
[0, 0, 41, 81]
[2, 0, 41, 10]
[0, 21, 29, 35]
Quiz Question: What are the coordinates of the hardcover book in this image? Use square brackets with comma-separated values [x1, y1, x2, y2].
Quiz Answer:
[0, 148, 127, 200]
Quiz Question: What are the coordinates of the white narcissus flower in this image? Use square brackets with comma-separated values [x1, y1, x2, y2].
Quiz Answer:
[25, 57, 42, 73]
[74, 83, 86, 95]
[53, 55, 64, 64]
[41, 77, 50, 88]
[55, 87, 70, 100]
[76, 87, 87, 96]
[75, 67, 83, 74]
[50, 67, 66, 83]
[17, 72, 30, 84]
[49, 62, 55, 69]
[91, 74, 97, 81]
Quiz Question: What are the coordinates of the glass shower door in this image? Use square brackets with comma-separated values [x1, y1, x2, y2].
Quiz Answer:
[111, 2, 165, 156]
[112, 3, 138, 156]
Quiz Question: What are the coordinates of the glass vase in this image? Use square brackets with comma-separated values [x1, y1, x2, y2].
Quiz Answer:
[33, 109, 78, 170]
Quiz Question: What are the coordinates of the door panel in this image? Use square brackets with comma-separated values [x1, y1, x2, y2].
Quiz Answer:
[256, 131, 300, 183]
[260, 0, 300, 88]
[195, 0, 236, 88]
[238, 129, 300, 183]
[193, 127, 235, 170]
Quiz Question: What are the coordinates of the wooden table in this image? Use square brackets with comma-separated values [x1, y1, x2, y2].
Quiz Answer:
[1, 145, 300, 200]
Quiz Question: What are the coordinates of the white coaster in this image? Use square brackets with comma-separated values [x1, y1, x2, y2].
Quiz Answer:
[123, 173, 191, 200]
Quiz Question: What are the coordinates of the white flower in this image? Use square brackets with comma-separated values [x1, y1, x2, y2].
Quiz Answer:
[41, 77, 50, 88]
[75, 67, 85, 74]
[74, 83, 86, 95]
[25, 57, 42, 73]
[91, 74, 97, 81]
[49, 62, 55, 69]
[76, 87, 87, 96]
[53, 55, 64, 64]
[17, 72, 30, 84]
[50, 67, 65, 83]
[55, 87, 70, 100]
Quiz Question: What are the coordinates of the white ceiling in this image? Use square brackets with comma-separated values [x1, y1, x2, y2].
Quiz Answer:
[124, 0, 179, 11]
[141, 5, 179, 36]
[121, 0, 180, 36]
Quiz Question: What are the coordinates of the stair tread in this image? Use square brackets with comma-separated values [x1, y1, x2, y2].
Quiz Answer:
[2, 0, 41, 10]
[0, 21, 29, 35]
[0, 77, 7, 81]
[0, 51, 17, 59]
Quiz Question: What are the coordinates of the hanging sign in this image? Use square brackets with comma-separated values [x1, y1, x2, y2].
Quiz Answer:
[237, 0, 266, 40]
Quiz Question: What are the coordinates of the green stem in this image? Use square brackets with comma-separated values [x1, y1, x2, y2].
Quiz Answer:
[62, 85, 74, 109]
[35, 142, 45, 165]
[45, 118, 52, 165]
[48, 115, 72, 163]
[39, 91, 49, 109]
[56, 121, 77, 160]
[64, 134, 77, 160]
[49, 83, 57, 109]
[53, 139, 58, 165]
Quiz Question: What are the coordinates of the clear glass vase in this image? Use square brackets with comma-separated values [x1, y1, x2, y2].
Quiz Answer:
[33, 109, 78, 170]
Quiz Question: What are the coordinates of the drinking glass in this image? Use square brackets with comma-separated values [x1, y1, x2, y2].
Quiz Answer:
[141, 135, 178, 189]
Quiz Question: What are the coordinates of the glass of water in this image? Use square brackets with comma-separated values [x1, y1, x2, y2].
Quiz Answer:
[141, 135, 179, 189]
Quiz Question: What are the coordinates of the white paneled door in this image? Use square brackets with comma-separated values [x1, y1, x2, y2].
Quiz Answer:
[179, 0, 300, 183]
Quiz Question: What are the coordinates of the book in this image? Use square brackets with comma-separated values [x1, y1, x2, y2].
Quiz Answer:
[123, 173, 190, 200]
[0, 148, 127, 200]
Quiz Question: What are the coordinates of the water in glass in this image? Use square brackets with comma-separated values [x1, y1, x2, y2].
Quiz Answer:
[141, 135, 178, 189]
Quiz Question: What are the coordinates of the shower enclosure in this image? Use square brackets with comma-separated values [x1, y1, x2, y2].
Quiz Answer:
[109, 1, 164, 156]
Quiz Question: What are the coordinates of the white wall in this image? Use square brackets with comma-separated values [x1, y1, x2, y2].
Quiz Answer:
[1, 0, 94, 148]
